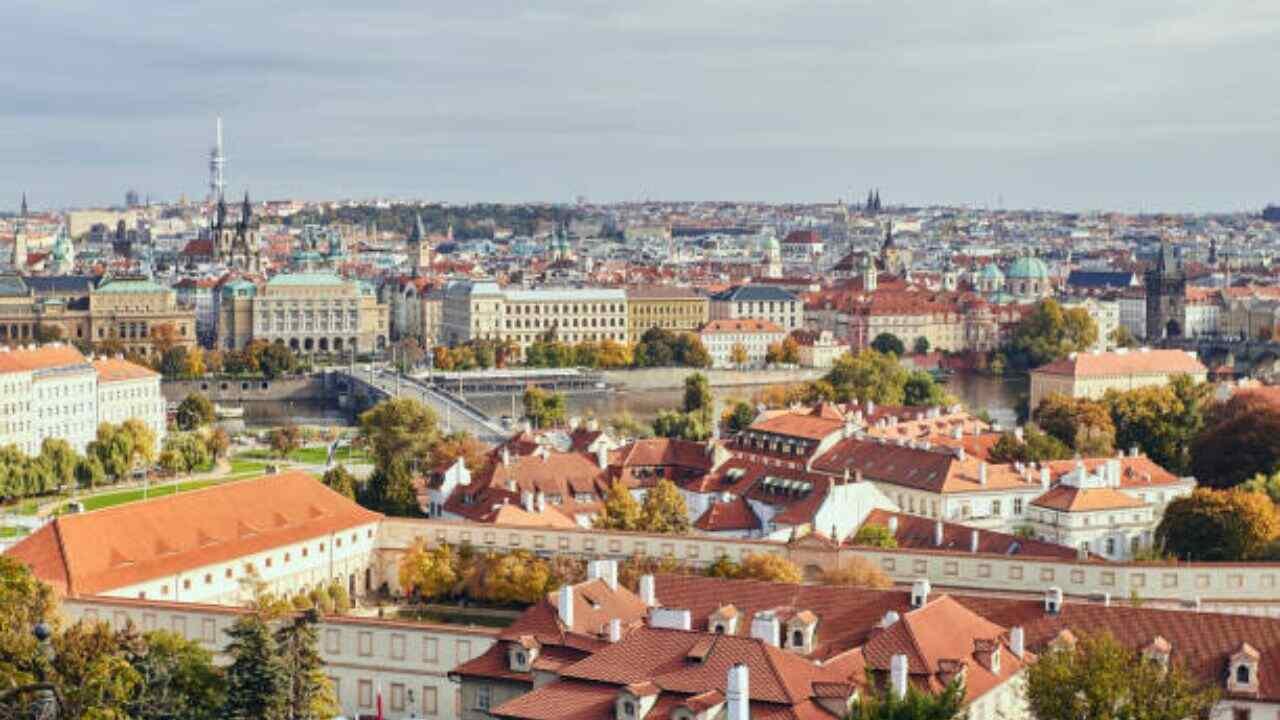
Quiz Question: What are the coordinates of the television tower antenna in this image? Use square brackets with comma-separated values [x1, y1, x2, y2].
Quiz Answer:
[209, 116, 226, 202]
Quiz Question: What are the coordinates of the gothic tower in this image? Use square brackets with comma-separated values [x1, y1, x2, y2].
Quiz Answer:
[1144, 239, 1186, 341]
[409, 214, 432, 276]
[11, 193, 28, 271]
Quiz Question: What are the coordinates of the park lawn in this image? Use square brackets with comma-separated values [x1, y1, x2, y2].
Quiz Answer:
[0, 526, 28, 538]
[229, 458, 268, 475]
[76, 478, 225, 512]
[287, 445, 372, 465]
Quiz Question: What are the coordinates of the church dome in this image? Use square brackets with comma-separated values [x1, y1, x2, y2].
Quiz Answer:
[979, 263, 1005, 280]
[1006, 256, 1049, 280]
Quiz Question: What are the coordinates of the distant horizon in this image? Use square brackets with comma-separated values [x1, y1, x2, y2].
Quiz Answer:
[3, 2, 1277, 213]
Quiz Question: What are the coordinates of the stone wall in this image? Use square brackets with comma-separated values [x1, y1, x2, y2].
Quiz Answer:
[161, 373, 343, 404]
[378, 517, 1280, 609]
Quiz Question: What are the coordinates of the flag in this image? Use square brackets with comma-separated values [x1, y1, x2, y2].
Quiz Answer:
[376, 680, 383, 720]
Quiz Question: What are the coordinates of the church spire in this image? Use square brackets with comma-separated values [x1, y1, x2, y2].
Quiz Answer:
[410, 214, 425, 244]
[20, 192, 27, 218]
[239, 190, 252, 231]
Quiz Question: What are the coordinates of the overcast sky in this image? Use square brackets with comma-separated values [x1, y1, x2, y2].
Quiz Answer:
[2, 1, 1278, 212]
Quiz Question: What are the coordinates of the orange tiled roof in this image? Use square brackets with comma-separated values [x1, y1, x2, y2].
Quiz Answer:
[1033, 349, 1206, 377]
[92, 357, 160, 383]
[0, 344, 88, 374]
[700, 318, 785, 334]
[1030, 485, 1146, 512]
[5, 471, 382, 597]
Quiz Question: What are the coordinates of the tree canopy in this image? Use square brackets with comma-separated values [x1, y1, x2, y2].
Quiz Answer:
[523, 387, 567, 429]
[1155, 488, 1280, 561]
[1191, 390, 1280, 489]
[1002, 299, 1098, 371]
[870, 333, 906, 356]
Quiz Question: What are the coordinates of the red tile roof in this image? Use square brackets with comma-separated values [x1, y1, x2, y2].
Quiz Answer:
[856, 509, 1082, 560]
[0, 344, 88, 374]
[701, 318, 786, 334]
[1032, 349, 1206, 377]
[5, 471, 381, 597]
[91, 357, 160, 383]
[694, 496, 762, 532]
[1030, 485, 1146, 512]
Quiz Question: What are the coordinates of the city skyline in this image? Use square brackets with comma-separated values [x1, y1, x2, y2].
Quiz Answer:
[2, 1, 1278, 211]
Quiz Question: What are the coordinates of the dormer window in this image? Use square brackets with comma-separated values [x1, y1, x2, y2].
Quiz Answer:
[792, 630, 804, 647]
[622, 701, 636, 717]
[1228, 643, 1260, 694]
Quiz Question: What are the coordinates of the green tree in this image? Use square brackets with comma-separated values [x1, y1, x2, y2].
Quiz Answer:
[274, 609, 338, 720]
[823, 350, 909, 404]
[484, 551, 555, 604]
[849, 523, 898, 549]
[129, 630, 226, 720]
[1004, 298, 1098, 370]
[358, 397, 440, 476]
[1110, 325, 1139, 349]
[74, 454, 106, 490]
[1241, 470, 1280, 504]
[176, 393, 216, 431]
[846, 677, 964, 720]
[595, 482, 642, 531]
[1155, 488, 1280, 561]
[902, 370, 951, 407]
[730, 342, 750, 368]
[735, 553, 802, 583]
[39, 438, 77, 492]
[725, 401, 756, 433]
[682, 372, 714, 425]
[0, 556, 59, 692]
[870, 333, 906, 356]
[320, 465, 357, 500]
[651, 410, 709, 441]
[221, 615, 288, 720]
[258, 343, 297, 380]
[398, 541, 459, 601]
[986, 428, 1071, 463]
[50, 620, 142, 720]
[1104, 377, 1207, 474]
[639, 479, 690, 534]
[121, 418, 158, 470]
[91, 422, 135, 481]
[912, 336, 931, 355]
[1025, 632, 1217, 720]
[522, 387, 567, 429]
[1033, 394, 1115, 456]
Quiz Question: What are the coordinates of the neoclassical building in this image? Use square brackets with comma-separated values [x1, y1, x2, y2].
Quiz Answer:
[0, 274, 196, 359]
[216, 272, 389, 354]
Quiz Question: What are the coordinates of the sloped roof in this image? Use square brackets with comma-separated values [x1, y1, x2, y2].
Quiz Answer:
[856, 509, 1082, 560]
[91, 357, 160, 383]
[5, 471, 382, 597]
[1031, 485, 1146, 512]
[0, 344, 89, 374]
[1032, 349, 1206, 377]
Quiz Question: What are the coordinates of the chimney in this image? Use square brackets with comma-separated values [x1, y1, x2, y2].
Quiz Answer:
[1010, 626, 1025, 659]
[608, 618, 622, 642]
[890, 654, 909, 699]
[535, 491, 546, 512]
[888, 515, 899, 534]
[596, 443, 609, 469]
[934, 520, 944, 547]
[727, 664, 750, 720]
[638, 574, 657, 607]
[558, 585, 574, 628]
[1040, 466, 1050, 489]
[501, 446, 510, 467]
[1129, 444, 1140, 458]
[521, 491, 535, 512]
[1045, 587, 1063, 615]
[911, 579, 931, 608]
[970, 529, 980, 553]
[587, 418, 599, 432]
[978, 462, 988, 485]
[750, 611, 780, 646]
[1013, 426, 1024, 442]
[588, 559, 619, 591]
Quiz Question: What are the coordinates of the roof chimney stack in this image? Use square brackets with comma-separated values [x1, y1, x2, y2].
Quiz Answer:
[588, 559, 619, 591]
[911, 579, 931, 608]
[596, 443, 609, 469]
[890, 654, 909, 699]
[558, 584, 574, 628]
[934, 520, 944, 547]
[970, 529, 980, 553]
[888, 516, 899, 534]
[750, 611, 780, 646]
[727, 664, 750, 720]
[608, 617, 622, 643]
[639, 574, 657, 607]
[1045, 586, 1063, 615]
[1010, 626, 1025, 659]
[978, 462, 988, 485]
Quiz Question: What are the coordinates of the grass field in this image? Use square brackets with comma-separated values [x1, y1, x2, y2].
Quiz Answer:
[228, 458, 268, 475]
[0, 526, 28, 538]
[287, 445, 372, 465]
[74, 478, 227, 512]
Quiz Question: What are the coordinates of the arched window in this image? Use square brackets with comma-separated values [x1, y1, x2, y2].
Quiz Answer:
[792, 630, 804, 647]
[1237, 664, 1251, 684]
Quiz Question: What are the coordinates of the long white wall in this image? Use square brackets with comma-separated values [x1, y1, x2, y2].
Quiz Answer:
[62, 596, 496, 720]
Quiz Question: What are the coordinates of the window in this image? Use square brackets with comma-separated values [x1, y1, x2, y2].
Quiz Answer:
[358, 680, 373, 708]
[1013, 498, 1023, 514]
[792, 630, 804, 647]
[358, 631, 373, 657]
[421, 686, 438, 716]
[475, 685, 491, 711]
[423, 637, 439, 663]
[1237, 665, 1251, 684]
[391, 633, 406, 660]
[391, 683, 405, 712]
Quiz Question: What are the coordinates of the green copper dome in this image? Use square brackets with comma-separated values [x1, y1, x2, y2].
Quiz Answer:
[1006, 256, 1049, 280]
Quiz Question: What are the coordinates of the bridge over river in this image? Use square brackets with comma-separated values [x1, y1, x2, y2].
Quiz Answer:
[335, 367, 509, 444]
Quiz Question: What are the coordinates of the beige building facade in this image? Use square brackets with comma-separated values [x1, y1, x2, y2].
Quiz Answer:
[441, 280, 627, 357]
[1028, 347, 1208, 410]
[216, 272, 389, 354]
[624, 286, 709, 342]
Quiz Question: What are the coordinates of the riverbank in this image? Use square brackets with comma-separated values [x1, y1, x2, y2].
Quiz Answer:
[601, 367, 824, 390]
